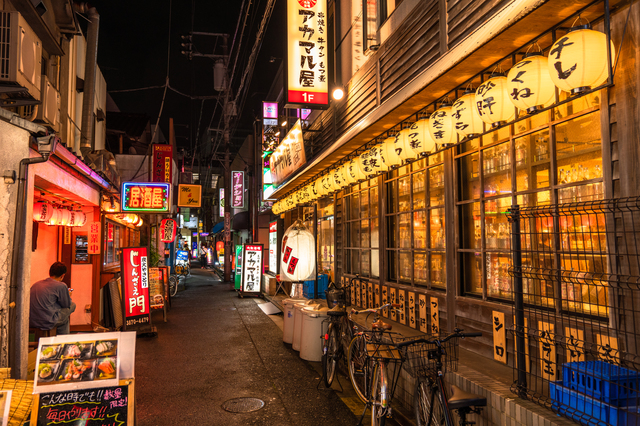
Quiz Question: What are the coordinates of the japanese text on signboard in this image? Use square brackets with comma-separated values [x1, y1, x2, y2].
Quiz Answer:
[269, 120, 307, 185]
[231, 171, 244, 208]
[88, 222, 100, 254]
[286, 0, 328, 107]
[152, 144, 173, 183]
[122, 182, 170, 213]
[121, 247, 150, 329]
[242, 245, 263, 293]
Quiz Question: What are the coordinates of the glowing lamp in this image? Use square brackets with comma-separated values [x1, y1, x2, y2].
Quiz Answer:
[321, 174, 336, 195]
[136, 218, 144, 227]
[161, 218, 178, 243]
[332, 165, 347, 189]
[347, 158, 366, 183]
[548, 27, 614, 94]
[57, 209, 72, 226]
[280, 220, 316, 282]
[507, 54, 556, 113]
[429, 106, 456, 147]
[368, 143, 389, 174]
[475, 75, 516, 127]
[358, 150, 378, 178]
[69, 211, 87, 227]
[310, 179, 321, 200]
[383, 136, 403, 168]
[395, 125, 418, 162]
[452, 92, 484, 138]
[407, 118, 436, 157]
[33, 202, 54, 222]
[47, 209, 61, 226]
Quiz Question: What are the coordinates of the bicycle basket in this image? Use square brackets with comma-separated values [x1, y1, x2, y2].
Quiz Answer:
[400, 335, 459, 377]
[325, 283, 346, 309]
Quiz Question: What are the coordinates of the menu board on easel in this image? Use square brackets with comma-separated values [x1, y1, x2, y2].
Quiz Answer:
[241, 244, 263, 294]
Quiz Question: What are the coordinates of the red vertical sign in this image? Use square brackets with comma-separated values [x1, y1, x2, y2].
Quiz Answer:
[88, 222, 100, 254]
[121, 247, 151, 330]
[231, 171, 244, 208]
[152, 144, 173, 183]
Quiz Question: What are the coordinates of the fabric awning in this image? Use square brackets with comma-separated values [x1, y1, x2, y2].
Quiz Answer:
[211, 221, 224, 235]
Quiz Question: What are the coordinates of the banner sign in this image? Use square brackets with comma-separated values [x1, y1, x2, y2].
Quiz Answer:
[160, 219, 177, 243]
[149, 267, 166, 309]
[224, 212, 231, 242]
[219, 188, 225, 217]
[152, 144, 173, 183]
[231, 171, 244, 208]
[121, 182, 170, 213]
[285, 0, 329, 109]
[88, 222, 100, 254]
[270, 120, 307, 185]
[107, 222, 114, 242]
[269, 221, 278, 273]
[177, 184, 202, 208]
[121, 247, 151, 331]
[263, 101, 278, 119]
[242, 244, 263, 293]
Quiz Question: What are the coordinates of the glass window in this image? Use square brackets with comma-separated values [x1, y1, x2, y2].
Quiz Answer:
[103, 220, 122, 268]
[345, 179, 379, 279]
[386, 155, 445, 289]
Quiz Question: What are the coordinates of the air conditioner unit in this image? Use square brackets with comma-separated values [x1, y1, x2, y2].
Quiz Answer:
[36, 75, 60, 130]
[0, 11, 42, 105]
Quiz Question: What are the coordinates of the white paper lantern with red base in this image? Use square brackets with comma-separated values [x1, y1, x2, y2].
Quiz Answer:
[280, 220, 316, 282]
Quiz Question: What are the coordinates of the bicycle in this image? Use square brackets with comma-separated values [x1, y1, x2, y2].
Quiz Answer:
[349, 304, 403, 426]
[155, 260, 179, 297]
[397, 329, 485, 426]
[322, 274, 372, 389]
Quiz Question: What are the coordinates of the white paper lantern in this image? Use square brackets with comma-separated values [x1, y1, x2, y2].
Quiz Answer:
[397, 126, 419, 162]
[69, 211, 87, 227]
[383, 136, 403, 168]
[368, 143, 389, 174]
[47, 208, 61, 226]
[547, 27, 614, 95]
[475, 75, 516, 126]
[280, 221, 316, 282]
[407, 118, 436, 157]
[428, 106, 456, 146]
[321, 173, 336, 195]
[507, 54, 556, 113]
[346, 158, 367, 183]
[57, 209, 72, 226]
[33, 202, 54, 222]
[452, 92, 485, 138]
[332, 165, 347, 189]
[314, 178, 325, 198]
[358, 149, 378, 178]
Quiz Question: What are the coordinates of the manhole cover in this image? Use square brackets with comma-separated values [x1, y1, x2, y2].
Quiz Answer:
[220, 307, 237, 311]
[222, 397, 265, 413]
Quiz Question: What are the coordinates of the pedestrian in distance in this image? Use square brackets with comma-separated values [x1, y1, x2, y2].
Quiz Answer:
[29, 262, 77, 335]
[200, 244, 208, 269]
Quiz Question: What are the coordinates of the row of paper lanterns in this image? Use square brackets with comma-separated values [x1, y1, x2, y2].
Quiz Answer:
[273, 27, 613, 215]
[33, 203, 88, 227]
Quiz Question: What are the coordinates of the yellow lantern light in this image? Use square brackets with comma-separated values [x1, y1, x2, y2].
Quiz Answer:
[338, 163, 352, 188]
[397, 125, 419, 162]
[347, 158, 366, 183]
[57, 209, 72, 226]
[332, 165, 347, 189]
[383, 136, 403, 169]
[475, 75, 515, 127]
[314, 178, 325, 198]
[507, 54, 555, 113]
[368, 143, 389, 174]
[46, 208, 61, 226]
[547, 27, 614, 95]
[407, 117, 436, 157]
[309, 179, 320, 200]
[358, 149, 378, 178]
[452, 92, 484, 138]
[321, 173, 336, 195]
[136, 217, 144, 227]
[428, 105, 456, 146]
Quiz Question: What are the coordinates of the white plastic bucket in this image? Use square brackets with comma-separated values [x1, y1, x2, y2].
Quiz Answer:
[283, 298, 307, 344]
[293, 301, 319, 351]
[300, 306, 329, 362]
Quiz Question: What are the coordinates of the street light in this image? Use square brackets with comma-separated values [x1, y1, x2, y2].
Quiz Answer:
[332, 87, 345, 101]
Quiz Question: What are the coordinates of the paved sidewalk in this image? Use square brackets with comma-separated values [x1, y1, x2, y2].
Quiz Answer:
[135, 269, 358, 425]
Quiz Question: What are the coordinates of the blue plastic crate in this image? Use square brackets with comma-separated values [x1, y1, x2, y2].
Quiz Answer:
[550, 381, 640, 426]
[303, 274, 328, 299]
[562, 361, 640, 406]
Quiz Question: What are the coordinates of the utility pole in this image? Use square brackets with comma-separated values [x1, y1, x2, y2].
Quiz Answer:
[221, 35, 232, 283]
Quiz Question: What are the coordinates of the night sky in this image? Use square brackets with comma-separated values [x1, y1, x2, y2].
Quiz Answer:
[90, 0, 285, 157]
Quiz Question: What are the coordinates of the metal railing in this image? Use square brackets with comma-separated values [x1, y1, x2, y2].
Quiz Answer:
[508, 197, 640, 425]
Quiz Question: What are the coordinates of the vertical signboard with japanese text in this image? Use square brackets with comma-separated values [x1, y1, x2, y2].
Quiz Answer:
[88, 222, 101, 254]
[219, 188, 225, 217]
[152, 144, 173, 183]
[285, 0, 328, 109]
[242, 245, 263, 294]
[269, 221, 278, 273]
[231, 171, 245, 208]
[121, 247, 151, 331]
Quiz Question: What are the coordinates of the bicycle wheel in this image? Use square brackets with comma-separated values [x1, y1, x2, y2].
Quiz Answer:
[347, 335, 371, 403]
[169, 275, 178, 297]
[322, 324, 340, 387]
[370, 364, 387, 426]
[414, 379, 446, 426]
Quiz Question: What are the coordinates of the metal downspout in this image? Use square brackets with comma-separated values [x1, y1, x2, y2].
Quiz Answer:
[9, 151, 51, 379]
[79, 6, 99, 158]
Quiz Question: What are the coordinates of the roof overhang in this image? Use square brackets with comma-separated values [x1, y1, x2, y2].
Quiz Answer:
[271, 0, 619, 199]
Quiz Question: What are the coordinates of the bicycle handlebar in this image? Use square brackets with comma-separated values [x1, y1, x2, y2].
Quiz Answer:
[396, 329, 482, 348]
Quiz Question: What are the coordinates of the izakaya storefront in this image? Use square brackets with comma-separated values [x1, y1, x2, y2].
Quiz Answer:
[271, 0, 635, 367]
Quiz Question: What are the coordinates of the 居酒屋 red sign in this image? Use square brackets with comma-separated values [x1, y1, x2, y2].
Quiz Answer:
[121, 247, 151, 330]
[160, 218, 177, 243]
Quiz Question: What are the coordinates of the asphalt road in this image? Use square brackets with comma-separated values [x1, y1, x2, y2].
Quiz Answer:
[135, 268, 359, 425]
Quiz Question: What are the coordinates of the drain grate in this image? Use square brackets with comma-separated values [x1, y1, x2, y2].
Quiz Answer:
[221, 397, 265, 413]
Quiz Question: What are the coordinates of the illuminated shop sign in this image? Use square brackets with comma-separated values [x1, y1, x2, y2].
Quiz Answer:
[178, 184, 202, 208]
[263, 101, 278, 119]
[285, 0, 328, 109]
[219, 188, 225, 217]
[270, 120, 306, 186]
[242, 244, 263, 293]
[121, 247, 151, 331]
[152, 144, 173, 183]
[121, 182, 170, 213]
[232, 171, 244, 208]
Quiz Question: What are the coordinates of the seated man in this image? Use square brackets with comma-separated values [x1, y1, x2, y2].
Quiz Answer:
[30, 262, 76, 335]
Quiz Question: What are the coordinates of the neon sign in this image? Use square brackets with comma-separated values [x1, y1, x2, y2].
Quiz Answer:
[122, 182, 171, 212]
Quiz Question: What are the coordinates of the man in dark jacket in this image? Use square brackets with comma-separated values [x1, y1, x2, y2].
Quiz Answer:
[29, 262, 76, 334]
